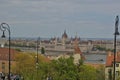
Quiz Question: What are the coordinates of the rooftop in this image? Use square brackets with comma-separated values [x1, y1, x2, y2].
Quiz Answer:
[106, 51, 120, 67]
[0, 48, 19, 61]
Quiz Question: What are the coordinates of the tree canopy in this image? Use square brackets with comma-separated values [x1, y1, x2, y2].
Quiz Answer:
[12, 52, 105, 80]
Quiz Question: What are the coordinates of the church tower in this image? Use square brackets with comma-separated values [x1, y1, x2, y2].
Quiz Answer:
[73, 35, 85, 64]
[62, 30, 68, 46]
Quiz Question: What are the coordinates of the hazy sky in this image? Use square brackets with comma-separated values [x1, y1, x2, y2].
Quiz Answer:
[0, 0, 120, 38]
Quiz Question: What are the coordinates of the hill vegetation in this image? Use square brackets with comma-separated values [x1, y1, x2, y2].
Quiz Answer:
[12, 52, 105, 80]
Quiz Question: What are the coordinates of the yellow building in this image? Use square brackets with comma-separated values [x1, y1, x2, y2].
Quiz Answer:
[105, 52, 120, 80]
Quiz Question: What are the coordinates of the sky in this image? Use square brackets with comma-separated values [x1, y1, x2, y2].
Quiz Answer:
[0, 0, 120, 38]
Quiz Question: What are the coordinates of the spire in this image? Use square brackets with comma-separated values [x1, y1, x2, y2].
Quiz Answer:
[74, 35, 81, 54]
[62, 30, 68, 39]
[74, 33, 79, 46]
[75, 32, 78, 38]
[74, 36, 85, 60]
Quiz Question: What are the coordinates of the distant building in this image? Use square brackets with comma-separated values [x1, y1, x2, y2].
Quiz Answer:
[62, 30, 68, 45]
[5, 30, 115, 54]
[41, 30, 81, 54]
[47, 35, 85, 64]
[73, 36, 85, 64]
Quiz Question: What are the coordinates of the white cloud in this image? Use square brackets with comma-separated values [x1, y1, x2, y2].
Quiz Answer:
[0, 0, 120, 38]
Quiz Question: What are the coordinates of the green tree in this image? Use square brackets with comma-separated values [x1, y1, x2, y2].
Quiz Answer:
[41, 47, 45, 54]
[50, 57, 77, 80]
[96, 65, 105, 80]
[13, 52, 50, 80]
[13, 52, 105, 80]
[78, 65, 97, 80]
[13, 52, 36, 80]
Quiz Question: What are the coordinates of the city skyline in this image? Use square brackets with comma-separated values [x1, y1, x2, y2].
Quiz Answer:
[0, 0, 120, 38]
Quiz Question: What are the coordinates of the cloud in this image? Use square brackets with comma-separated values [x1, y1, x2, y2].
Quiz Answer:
[1, 0, 120, 17]
[0, 0, 120, 38]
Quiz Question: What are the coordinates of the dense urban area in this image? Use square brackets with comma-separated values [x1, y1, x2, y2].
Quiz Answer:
[1, 0, 120, 80]
[0, 30, 120, 80]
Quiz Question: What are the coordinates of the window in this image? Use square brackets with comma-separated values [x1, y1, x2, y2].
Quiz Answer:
[1, 62, 5, 72]
[116, 64, 119, 67]
[108, 69, 112, 80]
[116, 71, 119, 77]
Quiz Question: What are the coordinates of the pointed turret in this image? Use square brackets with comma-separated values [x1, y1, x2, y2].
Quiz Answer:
[62, 30, 68, 39]
[73, 35, 85, 64]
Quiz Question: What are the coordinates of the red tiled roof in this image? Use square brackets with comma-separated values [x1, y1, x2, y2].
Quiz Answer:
[116, 52, 120, 62]
[73, 37, 86, 60]
[0, 48, 19, 61]
[106, 52, 114, 67]
[106, 51, 120, 67]
[74, 46, 82, 54]
[85, 63, 105, 68]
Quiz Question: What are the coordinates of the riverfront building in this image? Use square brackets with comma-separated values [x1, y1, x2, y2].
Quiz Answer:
[105, 51, 120, 80]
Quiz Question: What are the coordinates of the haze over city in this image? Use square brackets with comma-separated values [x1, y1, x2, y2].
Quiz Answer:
[0, 0, 120, 38]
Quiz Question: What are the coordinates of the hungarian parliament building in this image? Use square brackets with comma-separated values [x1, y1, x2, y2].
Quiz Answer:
[0, 30, 118, 54]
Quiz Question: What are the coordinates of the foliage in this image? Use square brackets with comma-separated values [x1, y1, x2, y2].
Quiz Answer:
[50, 57, 78, 80]
[96, 46, 106, 51]
[95, 45, 113, 52]
[96, 65, 105, 80]
[15, 48, 22, 52]
[41, 47, 45, 54]
[13, 52, 105, 80]
[13, 52, 36, 80]
[78, 65, 97, 80]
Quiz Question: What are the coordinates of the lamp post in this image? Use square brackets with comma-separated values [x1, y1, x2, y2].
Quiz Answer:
[113, 15, 119, 80]
[0, 23, 11, 80]
[36, 37, 40, 80]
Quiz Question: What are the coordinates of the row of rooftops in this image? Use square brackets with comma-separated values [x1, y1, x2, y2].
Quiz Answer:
[0, 48, 19, 61]
[0, 47, 120, 68]
[0, 30, 119, 67]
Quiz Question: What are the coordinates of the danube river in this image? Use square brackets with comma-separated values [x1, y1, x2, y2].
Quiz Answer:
[13, 46, 107, 64]
[84, 53, 107, 64]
